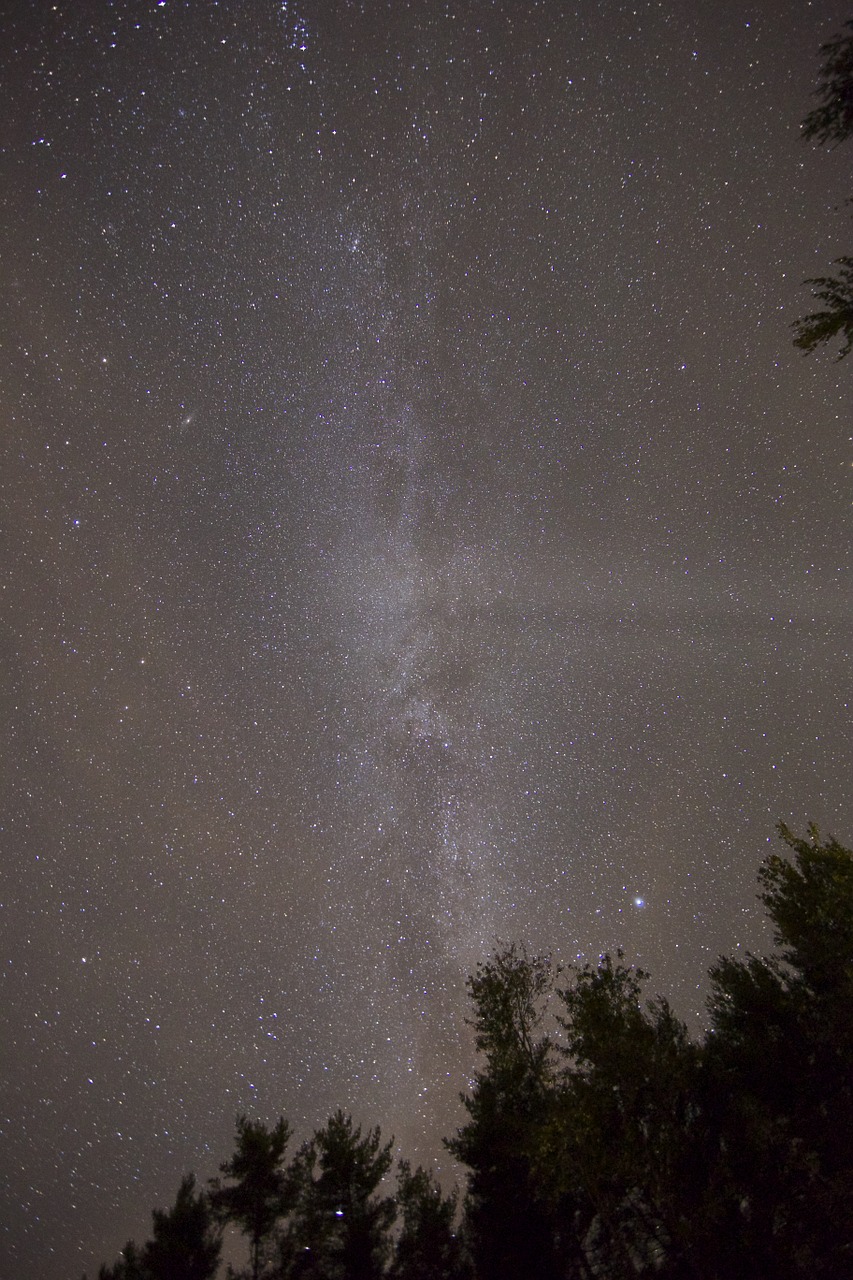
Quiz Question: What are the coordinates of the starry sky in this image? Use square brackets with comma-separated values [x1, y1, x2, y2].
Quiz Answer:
[1, 0, 851, 1275]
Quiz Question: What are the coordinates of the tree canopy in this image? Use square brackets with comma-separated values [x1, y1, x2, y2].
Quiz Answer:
[88, 825, 853, 1280]
[95, 1175, 221, 1280]
[447, 824, 853, 1279]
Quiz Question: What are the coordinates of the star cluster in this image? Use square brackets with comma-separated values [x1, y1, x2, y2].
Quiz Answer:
[1, 2, 851, 1277]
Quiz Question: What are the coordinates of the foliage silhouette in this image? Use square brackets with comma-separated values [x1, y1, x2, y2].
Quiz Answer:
[389, 1161, 469, 1280]
[279, 1110, 395, 1280]
[94, 1175, 221, 1280]
[795, 20, 853, 358]
[87, 825, 853, 1280]
[210, 1115, 293, 1280]
[703, 824, 853, 1276]
[446, 946, 564, 1280]
[447, 825, 853, 1279]
[793, 257, 853, 359]
[802, 20, 853, 146]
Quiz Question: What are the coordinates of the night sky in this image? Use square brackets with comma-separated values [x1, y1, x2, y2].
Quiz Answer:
[1, 1, 851, 1275]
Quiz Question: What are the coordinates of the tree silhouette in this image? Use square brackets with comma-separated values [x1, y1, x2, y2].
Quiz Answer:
[794, 20, 853, 359]
[540, 954, 703, 1278]
[450, 827, 853, 1278]
[792, 257, 853, 359]
[280, 1110, 395, 1280]
[92, 1176, 220, 1280]
[210, 1115, 293, 1280]
[389, 1161, 469, 1280]
[86, 824, 853, 1280]
[141, 1175, 222, 1280]
[704, 824, 853, 1277]
[802, 20, 853, 146]
[446, 946, 563, 1280]
[96, 1239, 145, 1280]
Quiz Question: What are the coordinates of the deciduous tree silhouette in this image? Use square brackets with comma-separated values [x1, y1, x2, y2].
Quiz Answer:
[446, 945, 563, 1280]
[704, 824, 853, 1277]
[86, 824, 853, 1280]
[451, 827, 853, 1279]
